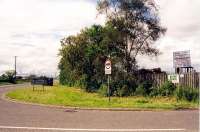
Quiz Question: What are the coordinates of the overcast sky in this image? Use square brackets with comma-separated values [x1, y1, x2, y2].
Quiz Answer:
[0, 0, 199, 76]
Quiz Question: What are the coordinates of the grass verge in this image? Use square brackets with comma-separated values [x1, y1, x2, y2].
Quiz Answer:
[0, 82, 13, 86]
[6, 84, 199, 110]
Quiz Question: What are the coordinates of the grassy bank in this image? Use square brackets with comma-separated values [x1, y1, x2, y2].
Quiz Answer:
[6, 84, 199, 110]
[0, 82, 13, 86]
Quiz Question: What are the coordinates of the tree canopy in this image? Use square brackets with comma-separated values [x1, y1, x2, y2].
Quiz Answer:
[97, 0, 166, 73]
[58, 0, 166, 95]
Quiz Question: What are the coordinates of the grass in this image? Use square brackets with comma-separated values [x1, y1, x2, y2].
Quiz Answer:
[0, 82, 13, 86]
[0, 80, 29, 86]
[6, 84, 199, 110]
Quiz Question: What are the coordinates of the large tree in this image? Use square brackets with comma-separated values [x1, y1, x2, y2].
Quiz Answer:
[59, 24, 122, 91]
[59, 0, 166, 95]
[97, 0, 166, 73]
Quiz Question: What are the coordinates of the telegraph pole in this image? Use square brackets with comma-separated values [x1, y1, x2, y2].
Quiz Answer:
[14, 56, 17, 78]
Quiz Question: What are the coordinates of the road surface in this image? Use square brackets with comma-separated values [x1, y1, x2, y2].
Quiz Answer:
[0, 84, 199, 132]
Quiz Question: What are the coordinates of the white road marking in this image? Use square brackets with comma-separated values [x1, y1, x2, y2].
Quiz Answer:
[0, 126, 186, 131]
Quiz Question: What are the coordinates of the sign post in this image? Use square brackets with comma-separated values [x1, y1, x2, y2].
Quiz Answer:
[105, 59, 111, 102]
[31, 78, 54, 91]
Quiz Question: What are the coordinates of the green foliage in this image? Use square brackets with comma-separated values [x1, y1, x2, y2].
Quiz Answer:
[136, 99, 149, 104]
[149, 87, 160, 97]
[112, 72, 137, 97]
[97, 0, 166, 73]
[149, 81, 176, 97]
[98, 84, 108, 97]
[59, 0, 166, 95]
[158, 81, 176, 96]
[117, 85, 130, 97]
[149, 83, 199, 103]
[135, 81, 153, 96]
[7, 85, 198, 110]
[175, 86, 199, 102]
[135, 85, 146, 96]
[59, 24, 123, 92]
[0, 70, 16, 84]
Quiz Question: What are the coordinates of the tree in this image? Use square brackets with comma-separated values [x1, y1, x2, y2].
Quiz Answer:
[97, 0, 166, 73]
[59, 25, 106, 91]
[0, 70, 15, 83]
[59, 0, 166, 95]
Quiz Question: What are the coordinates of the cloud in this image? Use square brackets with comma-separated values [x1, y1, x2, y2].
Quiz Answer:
[138, 0, 200, 72]
[0, 0, 199, 76]
[0, 0, 104, 76]
[159, 0, 200, 38]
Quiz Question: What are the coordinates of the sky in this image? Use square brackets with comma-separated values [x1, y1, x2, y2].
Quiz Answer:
[0, 0, 199, 76]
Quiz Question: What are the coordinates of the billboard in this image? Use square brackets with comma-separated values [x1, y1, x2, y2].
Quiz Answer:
[173, 50, 191, 68]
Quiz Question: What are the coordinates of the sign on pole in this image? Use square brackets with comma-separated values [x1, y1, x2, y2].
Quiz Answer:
[105, 59, 111, 102]
[168, 74, 179, 84]
[105, 59, 111, 75]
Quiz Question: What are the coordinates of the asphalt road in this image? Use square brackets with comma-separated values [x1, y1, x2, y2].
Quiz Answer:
[0, 84, 199, 132]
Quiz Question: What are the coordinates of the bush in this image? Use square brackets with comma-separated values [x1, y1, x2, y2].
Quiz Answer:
[135, 85, 146, 96]
[149, 87, 160, 97]
[175, 86, 199, 102]
[158, 81, 176, 96]
[149, 81, 176, 97]
[135, 81, 153, 96]
[98, 84, 108, 97]
[74, 74, 87, 89]
[116, 85, 130, 97]
[111, 71, 137, 97]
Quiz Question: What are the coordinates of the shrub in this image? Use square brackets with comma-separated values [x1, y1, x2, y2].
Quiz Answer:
[111, 72, 137, 97]
[159, 81, 176, 96]
[149, 87, 160, 97]
[135, 85, 146, 96]
[135, 81, 153, 96]
[149, 81, 176, 97]
[74, 74, 87, 89]
[175, 86, 199, 102]
[98, 84, 108, 97]
[117, 85, 130, 97]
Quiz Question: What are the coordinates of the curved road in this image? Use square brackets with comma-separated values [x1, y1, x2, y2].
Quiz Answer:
[0, 84, 199, 132]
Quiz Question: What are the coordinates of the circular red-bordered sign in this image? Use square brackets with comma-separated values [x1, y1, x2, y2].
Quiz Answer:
[105, 60, 111, 69]
[105, 59, 111, 75]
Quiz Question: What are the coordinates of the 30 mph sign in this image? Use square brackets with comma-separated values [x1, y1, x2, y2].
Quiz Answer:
[105, 59, 111, 75]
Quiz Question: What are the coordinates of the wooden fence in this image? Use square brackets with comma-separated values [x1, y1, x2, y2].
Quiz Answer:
[138, 72, 200, 88]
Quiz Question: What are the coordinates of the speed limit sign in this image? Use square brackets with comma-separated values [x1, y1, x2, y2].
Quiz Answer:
[105, 59, 111, 75]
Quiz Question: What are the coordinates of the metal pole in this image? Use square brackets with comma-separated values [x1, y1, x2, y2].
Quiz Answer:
[108, 54, 111, 102]
[199, 72, 200, 88]
[14, 56, 17, 77]
[108, 75, 110, 102]
[14, 56, 17, 83]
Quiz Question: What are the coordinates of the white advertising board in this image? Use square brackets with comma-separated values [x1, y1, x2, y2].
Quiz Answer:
[173, 50, 191, 68]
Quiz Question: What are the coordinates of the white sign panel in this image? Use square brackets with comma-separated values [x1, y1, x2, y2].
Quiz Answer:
[105, 59, 111, 75]
[168, 74, 179, 84]
[173, 50, 191, 68]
